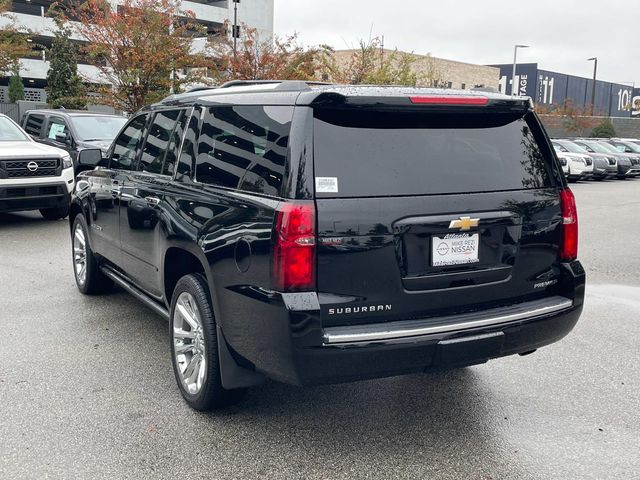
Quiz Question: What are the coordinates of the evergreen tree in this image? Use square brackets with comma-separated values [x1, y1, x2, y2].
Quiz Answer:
[46, 18, 85, 109]
[590, 119, 616, 138]
[8, 63, 24, 102]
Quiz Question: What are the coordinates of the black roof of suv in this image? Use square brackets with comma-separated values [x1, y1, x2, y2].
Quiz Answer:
[69, 81, 585, 411]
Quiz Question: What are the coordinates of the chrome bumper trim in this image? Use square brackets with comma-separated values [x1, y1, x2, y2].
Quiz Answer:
[323, 296, 573, 345]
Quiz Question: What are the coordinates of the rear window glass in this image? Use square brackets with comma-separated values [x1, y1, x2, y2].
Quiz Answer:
[313, 109, 555, 197]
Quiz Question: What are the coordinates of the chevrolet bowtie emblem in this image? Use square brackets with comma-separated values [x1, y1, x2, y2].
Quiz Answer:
[449, 216, 480, 231]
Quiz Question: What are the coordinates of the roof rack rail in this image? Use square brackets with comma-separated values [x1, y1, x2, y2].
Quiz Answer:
[186, 85, 219, 94]
[218, 79, 333, 92]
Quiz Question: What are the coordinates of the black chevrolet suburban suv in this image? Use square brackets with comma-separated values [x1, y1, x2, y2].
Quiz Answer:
[69, 81, 585, 410]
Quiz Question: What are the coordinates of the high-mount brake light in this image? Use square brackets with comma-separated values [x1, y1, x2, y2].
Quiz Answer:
[559, 188, 578, 261]
[272, 202, 316, 291]
[409, 96, 489, 106]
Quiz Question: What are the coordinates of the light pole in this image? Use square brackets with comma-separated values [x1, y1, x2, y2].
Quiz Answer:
[588, 57, 598, 115]
[233, 0, 240, 59]
[511, 44, 529, 96]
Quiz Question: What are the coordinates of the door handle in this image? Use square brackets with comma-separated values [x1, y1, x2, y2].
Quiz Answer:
[145, 196, 161, 207]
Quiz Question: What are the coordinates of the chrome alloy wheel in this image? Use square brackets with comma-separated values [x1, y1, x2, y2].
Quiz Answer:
[73, 223, 87, 285]
[173, 292, 207, 395]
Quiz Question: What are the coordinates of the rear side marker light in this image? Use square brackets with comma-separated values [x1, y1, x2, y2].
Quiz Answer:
[559, 188, 578, 261]
[273, 202, 316, 291]
[409, 96, 489, 106]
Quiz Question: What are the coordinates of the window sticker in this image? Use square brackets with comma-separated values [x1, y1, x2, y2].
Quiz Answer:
[315, 177, 338, 193]
[48, 123, 66, 140]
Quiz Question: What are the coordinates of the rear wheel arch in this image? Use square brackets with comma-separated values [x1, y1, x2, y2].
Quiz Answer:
[163, 246, 212, 307]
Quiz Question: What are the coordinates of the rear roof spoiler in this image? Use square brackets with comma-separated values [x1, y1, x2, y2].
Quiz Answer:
[301, 91, 532, 111]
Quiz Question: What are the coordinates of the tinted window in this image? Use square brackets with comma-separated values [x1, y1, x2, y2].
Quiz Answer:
[111, 114, 148, 171]
[24, 114, 44, 137]
[177, 109, 200, 179]
[138, 110, 182, 175]
[164, 110, 188, 177]
[46, 117, 69, 141]
[195, 106, 293, 196]
[313, 109, 555, 197]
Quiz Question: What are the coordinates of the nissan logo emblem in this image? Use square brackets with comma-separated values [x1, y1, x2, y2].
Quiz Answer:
[27, 161, 38, 172]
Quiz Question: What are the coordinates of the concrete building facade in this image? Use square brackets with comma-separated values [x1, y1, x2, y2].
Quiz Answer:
[0, 0, 274, 102]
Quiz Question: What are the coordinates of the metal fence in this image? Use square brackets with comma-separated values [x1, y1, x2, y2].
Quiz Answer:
[0, 103, 21, 122]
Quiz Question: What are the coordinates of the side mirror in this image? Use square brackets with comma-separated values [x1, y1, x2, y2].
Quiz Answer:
[77, 148, 105, 168]
[55, 132, 69, 144]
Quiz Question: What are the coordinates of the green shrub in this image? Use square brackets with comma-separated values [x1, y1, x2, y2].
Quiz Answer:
[591, 119, 616, 138]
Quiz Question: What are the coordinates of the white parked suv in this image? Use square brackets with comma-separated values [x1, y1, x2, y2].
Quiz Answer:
[552, 145, 593, 182]
[0, 114, 75, 219]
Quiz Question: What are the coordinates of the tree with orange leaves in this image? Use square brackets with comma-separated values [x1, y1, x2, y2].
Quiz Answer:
[65, 0, 210, 112]
[210, 21, 321, 83]
[0, 0, 31, 75]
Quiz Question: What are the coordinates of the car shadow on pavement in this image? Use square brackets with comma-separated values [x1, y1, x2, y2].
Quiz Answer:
[0, 211, 60, 229]
[194, 367, 503, 475]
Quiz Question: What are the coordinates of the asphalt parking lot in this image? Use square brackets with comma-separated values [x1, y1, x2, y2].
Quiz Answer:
[1, 179, 639, 480]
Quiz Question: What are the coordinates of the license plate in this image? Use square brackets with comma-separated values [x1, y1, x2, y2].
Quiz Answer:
[432, 233, 480, 267]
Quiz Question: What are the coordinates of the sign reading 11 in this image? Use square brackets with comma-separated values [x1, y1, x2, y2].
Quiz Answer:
[538, 76, 554, 104]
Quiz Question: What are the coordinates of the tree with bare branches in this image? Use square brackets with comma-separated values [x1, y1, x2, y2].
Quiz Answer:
[318, 37, 420, 86]
[209, 22, 320, 83]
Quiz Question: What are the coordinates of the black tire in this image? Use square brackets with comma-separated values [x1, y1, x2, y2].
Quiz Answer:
[40, 205, 70, 220]
[170, 273, 245, 411]
[71, 214, 113, 294]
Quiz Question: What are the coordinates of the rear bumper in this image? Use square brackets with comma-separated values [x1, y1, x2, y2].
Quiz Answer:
[222, 261, 585, 386]
[294, 302, 582, 385]
[0, 182, 70, 213]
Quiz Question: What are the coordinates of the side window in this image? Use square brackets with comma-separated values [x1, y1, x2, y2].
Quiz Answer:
[24, 114, 44, 138]
[176, 109, 200, 180]
[46, 117, 69, 141]
[111, 114, 148, 171]
[138, 109, 182, 175]
[613, 143, 626, 152]
[195, 106, 293, 196]
[164, 110, 188, 177]
[553, 143, 568, 152]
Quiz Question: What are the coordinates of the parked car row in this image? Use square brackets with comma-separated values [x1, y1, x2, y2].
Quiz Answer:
[1, 109, 126, 219]
[0, 113, 75, 219]
[552, 137, 640, 182]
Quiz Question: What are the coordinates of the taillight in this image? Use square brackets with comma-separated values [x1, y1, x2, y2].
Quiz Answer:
[559, 188, 578, 261]
[272, 202, 316, 291]
[409, 96, 489, 106]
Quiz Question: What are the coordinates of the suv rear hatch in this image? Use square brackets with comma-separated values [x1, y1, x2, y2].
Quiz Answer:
[311, 96, 569, 329]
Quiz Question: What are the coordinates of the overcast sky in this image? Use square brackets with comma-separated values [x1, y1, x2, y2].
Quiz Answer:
[274, 0, 639, 86]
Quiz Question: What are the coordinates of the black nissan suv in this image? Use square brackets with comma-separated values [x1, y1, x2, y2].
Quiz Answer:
[69, 81, 585, 410]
